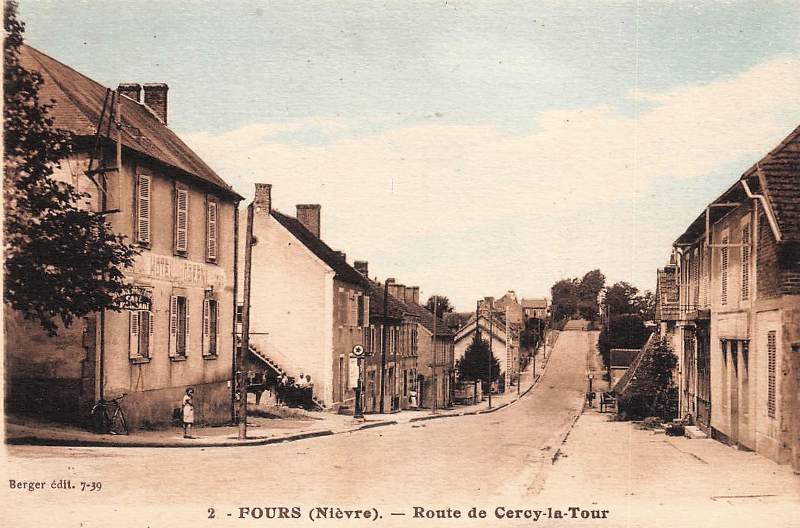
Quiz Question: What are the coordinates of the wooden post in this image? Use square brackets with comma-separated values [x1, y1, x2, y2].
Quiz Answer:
[238, 203, 255, 439]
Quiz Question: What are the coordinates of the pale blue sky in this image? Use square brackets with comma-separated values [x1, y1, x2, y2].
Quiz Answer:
[20, 1, 800, 310]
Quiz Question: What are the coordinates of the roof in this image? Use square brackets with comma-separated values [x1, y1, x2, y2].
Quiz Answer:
[365, 279, 419, 323]
[453, 315, 507, 344]
[743, 125, 800, 243]
[609, 349, 641, 368]
[612, 334, 656, 396]
[271, 211, 368, 287]
[19, 44, 241, 199]
[655, 265, 679, 322]
[675, 124, 800, 245]
[521, 298, 548, 309]
[403, 299, 454, 338]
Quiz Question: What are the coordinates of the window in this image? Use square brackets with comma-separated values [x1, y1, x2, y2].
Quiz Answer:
[236, 303, 244, 324]
[136, 174, 152, 245]
[767, 331, 776, 419]
[357, 294, 370, 327]
[721, 235, 729, 305]
[203, 298, 219, 356]
[206, 198, 218, 261]
[175, 188, 189, 253]
[741, 223, 751, 301]
[169, 295, 189, 358]
[129, 288, 153, 360]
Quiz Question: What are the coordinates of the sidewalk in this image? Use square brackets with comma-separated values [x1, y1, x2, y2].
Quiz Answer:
[538, 405, 800, 527]
[5, 345, 553, 448]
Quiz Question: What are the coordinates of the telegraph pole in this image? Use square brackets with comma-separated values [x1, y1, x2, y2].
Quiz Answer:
[431, 296, 438, 415]
[238, 203, 255, 439]
[488, 302, 493, 410]
[379, 279, 390, 414]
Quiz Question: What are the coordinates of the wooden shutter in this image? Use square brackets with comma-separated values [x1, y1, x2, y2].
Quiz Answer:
[175, 189, 189, 252]
[206, 199, 218, 261]
[741, 224, 750, 301]
[146, 310, 154, 358]
[202, 299, 210, 355]
[363, 295, 370, 328]
[137, 174, 151, 244]
[169, 295, 178, 357]
[129, 311, 140, 358]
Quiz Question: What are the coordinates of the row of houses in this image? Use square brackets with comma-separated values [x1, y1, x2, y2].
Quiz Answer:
[654, 125, 800, 472]
[5, 44, 465, 429]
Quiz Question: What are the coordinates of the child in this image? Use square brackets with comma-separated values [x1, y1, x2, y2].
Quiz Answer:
[182, 388, 195, 438]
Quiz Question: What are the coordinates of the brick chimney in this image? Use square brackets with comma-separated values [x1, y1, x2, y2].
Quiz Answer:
[142, 83, 168, 124]
[388, 282, 404, 300]
[404, 286, 415, 305]
[410, 286, 420, 305]
[254, 183, 272, 216]
[118, 83, 141, 102]
[296, 204, 321, 238]
[354, 261, 369, 276]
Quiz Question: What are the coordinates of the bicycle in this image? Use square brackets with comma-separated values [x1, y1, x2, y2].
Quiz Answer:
[91, 393, 129, 435]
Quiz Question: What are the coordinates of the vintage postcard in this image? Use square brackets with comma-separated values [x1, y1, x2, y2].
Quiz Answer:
[3, 1, 800, 527]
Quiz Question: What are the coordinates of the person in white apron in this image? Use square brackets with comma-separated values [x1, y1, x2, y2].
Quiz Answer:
[182, 388, 195, 438]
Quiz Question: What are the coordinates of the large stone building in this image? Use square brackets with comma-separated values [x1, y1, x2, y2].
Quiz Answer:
[238, 184, 370, 411]
[664, 125, 800, 470]
[5, 45, 242, 429]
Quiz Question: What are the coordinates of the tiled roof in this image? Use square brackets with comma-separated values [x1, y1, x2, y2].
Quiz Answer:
[403, 300, 454, 337]
[271, 211, 368, 287]
[609, 348, 640, 368]
[521, 298, 547, 309]
[19, 44, 240, 199]
[655, 265, 679, 322]
[612, 335, 656, 396]
[744, 125, 800, 243]
[365, 279, 419, 322]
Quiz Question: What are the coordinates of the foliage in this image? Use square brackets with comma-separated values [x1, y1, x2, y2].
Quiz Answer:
[551, 269, 607, 324]
[603, 281, 655, 321]
[3, 2, 138, 335]
[425, 295, 454, 319]
[456, 338, 500, 393]
[550, 278, 579, 322]
[616, 337, 678, 420]
[520, 316, 544, 353]
[597, 314, 650, 368]
[577, 269, 605, 321]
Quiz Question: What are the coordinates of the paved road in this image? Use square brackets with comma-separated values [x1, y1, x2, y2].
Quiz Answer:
[5, 329, 598, 527]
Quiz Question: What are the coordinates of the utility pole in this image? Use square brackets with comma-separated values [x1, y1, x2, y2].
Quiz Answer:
[379, 279, 390, 414]
[238, 203, 255, 439]
[431, 296, 438, 415]
[488, 302, 493, 410]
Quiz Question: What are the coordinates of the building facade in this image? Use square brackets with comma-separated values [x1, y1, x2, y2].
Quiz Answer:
[668, 125, 800, 470]
[5, 45, 241, 429]
[238, 184, 369, 411]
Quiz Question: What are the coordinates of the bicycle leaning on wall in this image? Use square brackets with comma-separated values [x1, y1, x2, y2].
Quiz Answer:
[91, 393, 128, 435]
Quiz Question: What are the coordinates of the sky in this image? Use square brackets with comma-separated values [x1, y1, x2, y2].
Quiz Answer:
[19, 1, 800, 311]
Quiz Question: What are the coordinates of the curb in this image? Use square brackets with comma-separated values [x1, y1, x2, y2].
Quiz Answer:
[355, 420, 397, 431]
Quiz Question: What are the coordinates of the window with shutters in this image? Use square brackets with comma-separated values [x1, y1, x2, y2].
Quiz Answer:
[175, 188, 189, 254]
[357, 294, 365, 327]
[136, 174, 152, 245]
[741, 223, 751, 301]
[203, 298, 218, 357]
[767, 330, 776, 419]
[206, 197, 218, 262]
[129, 288, 153, 360]
[721, 235, 729, 305]
[169, 295, 189, 358]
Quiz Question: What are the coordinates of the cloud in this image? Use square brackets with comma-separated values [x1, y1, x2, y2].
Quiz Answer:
[182, 54, 800, 308]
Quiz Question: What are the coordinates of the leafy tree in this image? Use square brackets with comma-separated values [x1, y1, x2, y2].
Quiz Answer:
[425, 295, 454, 319]
[520, 316, 544, 352]
[616, 336, 678, 420]
[4, 2, 138, 335]
[597, 314, 650, 368]
[550, 278, 578, 323]
[603, 281, 640, 317]
[456, 338, 500, 393]
[635, 290, 656, 321]
[577, 269, 605, 320]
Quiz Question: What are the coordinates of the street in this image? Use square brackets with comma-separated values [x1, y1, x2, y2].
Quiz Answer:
[4, 330, 592, 527]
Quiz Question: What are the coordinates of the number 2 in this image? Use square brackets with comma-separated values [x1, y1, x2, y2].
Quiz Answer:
[208, 507, 215, 519]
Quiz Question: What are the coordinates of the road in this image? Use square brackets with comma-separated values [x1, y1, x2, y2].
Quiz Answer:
[5, 329, 597, 528]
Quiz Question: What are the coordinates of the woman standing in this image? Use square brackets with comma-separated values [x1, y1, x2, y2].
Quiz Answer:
[182, 388, 195, 438]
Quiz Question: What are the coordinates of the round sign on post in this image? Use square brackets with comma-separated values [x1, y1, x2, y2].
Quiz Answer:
[351, 344, 365, 358]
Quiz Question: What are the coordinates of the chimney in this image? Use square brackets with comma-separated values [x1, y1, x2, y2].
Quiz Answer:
[296, 204, 321, 238]
[254, 183, 272, 216]
[142, 83, 169, 124]
[117, 83, 141, 102]
[388, 282, 403, 300]
[354, 261, 369, 276]
[404, 286, 414, 305]
[398, 285, 407, 303]
[411, 286, 420, 305]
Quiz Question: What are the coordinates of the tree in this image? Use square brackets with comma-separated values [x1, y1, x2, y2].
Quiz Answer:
[597, 314, 650, 368]
[455, 338, 500, 394]
[550, 278, 578, 323]
[616, 337, 678, 420]
[520, 316, 544, 352]
[4, 2, 138, 335]
[635, 290, 656, 321]
[603, 281, 640, 317]
[425, 295, 453, 319]
[577, 269, 605, 321]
